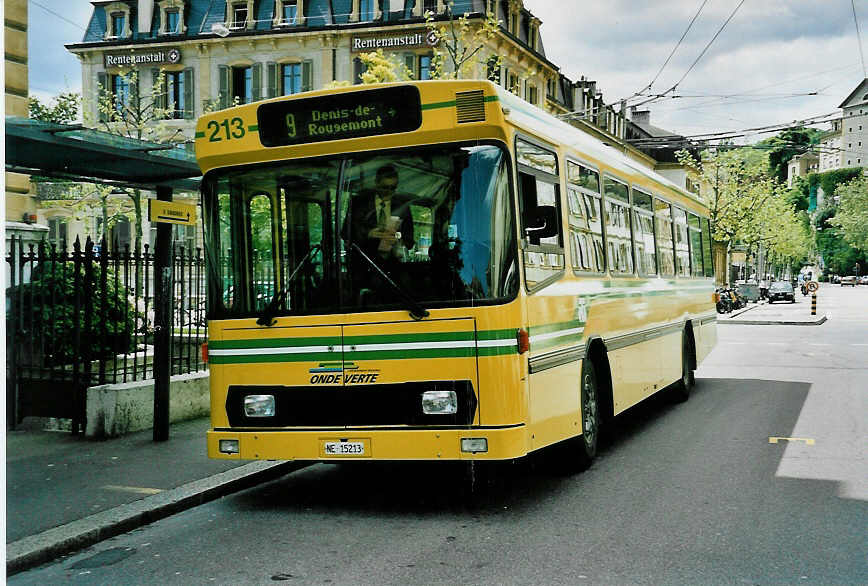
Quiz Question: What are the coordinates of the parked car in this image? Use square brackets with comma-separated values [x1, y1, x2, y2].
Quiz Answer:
[767, 281, 795, 303]
[859, 276, 868, 285]
[840, 276, 858, 287]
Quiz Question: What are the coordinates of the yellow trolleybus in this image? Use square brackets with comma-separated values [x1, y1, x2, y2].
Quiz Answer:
[197, 80, 717, 471]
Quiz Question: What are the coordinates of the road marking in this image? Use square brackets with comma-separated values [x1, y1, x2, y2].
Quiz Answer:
[769, 437, 815, 446]
[808, 343, 831, 347]
[102, 485, 164, 495]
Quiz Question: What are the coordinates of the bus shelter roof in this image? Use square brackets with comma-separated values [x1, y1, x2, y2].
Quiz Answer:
[4, 116, 202, 192]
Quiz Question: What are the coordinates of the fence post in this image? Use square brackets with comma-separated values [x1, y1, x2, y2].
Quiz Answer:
[153, 186, 174, 441]
[6, 236, 19, 429]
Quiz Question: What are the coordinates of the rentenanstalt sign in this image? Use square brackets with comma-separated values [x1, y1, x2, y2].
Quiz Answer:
[104, 47, 182, 68]
[350, 29, 439, 53]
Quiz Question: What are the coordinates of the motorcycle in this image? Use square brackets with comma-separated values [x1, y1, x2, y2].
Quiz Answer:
[715, 288, 732, 314]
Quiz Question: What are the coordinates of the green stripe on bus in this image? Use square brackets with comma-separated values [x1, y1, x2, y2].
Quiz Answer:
[248, 125, 259, 132]
[345, 347, 476, 360]
[210, 337, 341, 349]
[343, 331, 476, 344]
[421, 95, 498, 111]
[528, 320, 583, 335]
[209, 352, 339, 364]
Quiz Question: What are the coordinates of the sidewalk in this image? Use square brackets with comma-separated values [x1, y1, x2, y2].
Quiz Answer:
[717, 295, 827, 325]
[5, 416, 303, 575]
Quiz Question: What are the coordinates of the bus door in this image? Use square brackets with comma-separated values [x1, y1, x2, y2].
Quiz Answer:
[340, 318, 480, 428]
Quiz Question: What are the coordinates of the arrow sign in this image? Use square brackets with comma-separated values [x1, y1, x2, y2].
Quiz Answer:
[148, 199, 197, 226]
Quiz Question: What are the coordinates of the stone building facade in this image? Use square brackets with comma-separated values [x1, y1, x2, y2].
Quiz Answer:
[5, 0, 34, 222]
[839, 78, 868, 168]
[67, 0, 574, 143]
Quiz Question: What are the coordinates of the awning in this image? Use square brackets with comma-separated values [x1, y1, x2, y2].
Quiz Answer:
[5, 116, 202, 192]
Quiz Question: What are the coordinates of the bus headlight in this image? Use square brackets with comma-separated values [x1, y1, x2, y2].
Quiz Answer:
[244, 394, 275, 417]
[461, 438, 488, 453]
[421, 390, 457, 415]
[219, 439, 240, 454]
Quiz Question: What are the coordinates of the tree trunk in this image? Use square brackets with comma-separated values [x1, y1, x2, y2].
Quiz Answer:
[713, 240, 728, 286]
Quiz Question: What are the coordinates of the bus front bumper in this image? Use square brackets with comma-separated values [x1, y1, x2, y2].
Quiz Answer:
[207, 425, 528, 461]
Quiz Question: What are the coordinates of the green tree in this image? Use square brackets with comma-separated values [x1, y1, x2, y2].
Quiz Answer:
[92, 67, 190, 254]
[829, 177, 868, 251]
[357, 49, 411, 84]
[425, 1, 501, 79]
[760, 127, 820, 183]
[28, 92, 80, 124]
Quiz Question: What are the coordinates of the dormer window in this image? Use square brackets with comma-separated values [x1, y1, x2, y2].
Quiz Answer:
[112, 13, 126, 37]
[283, 1, 297, 24]
[233, 5, 248, 28]
[360, 0, 375, 21]
[166, 10, 180, 33]
[225, 1, 254, 30]
[158, 1, 187, 35]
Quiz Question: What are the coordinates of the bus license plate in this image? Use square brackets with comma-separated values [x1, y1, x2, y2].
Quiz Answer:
[323, 441, 365, 456]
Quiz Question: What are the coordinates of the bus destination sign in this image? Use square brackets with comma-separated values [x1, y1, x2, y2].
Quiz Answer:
[257, 86, 422, 147]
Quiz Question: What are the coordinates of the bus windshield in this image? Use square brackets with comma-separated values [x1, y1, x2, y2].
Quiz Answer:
[202, 142, 518, 319]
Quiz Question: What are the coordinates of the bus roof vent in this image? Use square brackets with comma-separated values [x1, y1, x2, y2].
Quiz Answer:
[455, 90, 486, 123]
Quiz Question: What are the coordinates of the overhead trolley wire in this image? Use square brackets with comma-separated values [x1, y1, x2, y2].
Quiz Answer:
[853, 0, 867, 78]
[630, 0, 748, 110]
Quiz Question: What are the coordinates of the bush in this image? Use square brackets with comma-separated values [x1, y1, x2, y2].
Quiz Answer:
[8, 260, 137, 365]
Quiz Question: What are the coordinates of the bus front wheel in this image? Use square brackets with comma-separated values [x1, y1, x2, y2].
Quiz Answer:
[576, 359, 600, 470]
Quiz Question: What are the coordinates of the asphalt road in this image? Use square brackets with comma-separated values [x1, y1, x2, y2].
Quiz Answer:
[10, 284, 868, 585]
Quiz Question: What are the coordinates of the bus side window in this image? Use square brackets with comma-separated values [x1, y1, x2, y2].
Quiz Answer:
[519, 172, 560, 247]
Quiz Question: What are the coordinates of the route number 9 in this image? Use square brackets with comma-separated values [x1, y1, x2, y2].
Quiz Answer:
[286, 113, 297, 138]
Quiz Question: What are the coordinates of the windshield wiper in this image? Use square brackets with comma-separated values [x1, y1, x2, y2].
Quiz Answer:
[350, 243, 429, 321]
[256, 244, 321, 326]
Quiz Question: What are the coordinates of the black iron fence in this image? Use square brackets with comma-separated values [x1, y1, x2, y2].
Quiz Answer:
[5, 235, 207, 431]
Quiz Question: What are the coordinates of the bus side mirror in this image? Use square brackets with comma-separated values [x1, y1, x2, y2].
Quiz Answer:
[524, 205, 558, 245]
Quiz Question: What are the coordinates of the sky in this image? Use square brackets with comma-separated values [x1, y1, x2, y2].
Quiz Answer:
[24, 0, 868, 141]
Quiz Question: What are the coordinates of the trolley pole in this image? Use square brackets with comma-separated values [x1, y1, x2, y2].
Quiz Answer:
[153, 185, 173, 442]
[811, 292, 817, 316]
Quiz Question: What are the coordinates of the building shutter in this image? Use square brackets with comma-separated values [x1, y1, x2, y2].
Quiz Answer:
[267, 62, 277, 98]
[252, 62, 262, 101]
[218, 65, 229, 109]
[183, 67, 194, 119]
[130, 74, 140, 111]
[151, 68, 165, 113]
[404, 53, 416, 79]
[97, 72, 108, 122]
[302, 60, 312, 92]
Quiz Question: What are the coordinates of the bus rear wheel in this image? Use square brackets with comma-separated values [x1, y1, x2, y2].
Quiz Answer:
[671, 332, 695, 403]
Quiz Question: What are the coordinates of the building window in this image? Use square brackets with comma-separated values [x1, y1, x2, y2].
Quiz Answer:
[47, 218, 68, 251]
[233, 66, 253, 103]
[282, 1, 298, 24]
[423, 0, 437, 14]
[111, 74, 133, 112]
[232, 5, 248, 28]
[526, 84, 538, 105]
[508, 72, 519, 95]
[165, 71, 186, 118]
[282, 63, 302, 95]
[353, 57, 367, 84]
[486, 56, 500, 84]
[111, 12, 126, 37]
[418, 54, 432, 80]
[166, 10, 180, 33]
[360, 0, 375, 21]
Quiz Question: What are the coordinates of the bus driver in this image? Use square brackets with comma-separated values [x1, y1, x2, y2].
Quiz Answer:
[342, 164, 415, 265]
